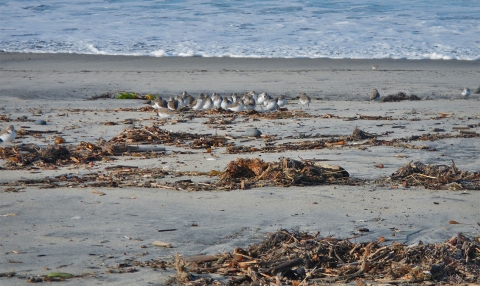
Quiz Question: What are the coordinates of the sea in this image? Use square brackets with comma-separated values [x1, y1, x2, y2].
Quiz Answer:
[1, 0, 479, 60]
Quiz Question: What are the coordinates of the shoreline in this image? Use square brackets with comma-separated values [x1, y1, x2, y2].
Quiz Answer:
[1, 52, 478, 101]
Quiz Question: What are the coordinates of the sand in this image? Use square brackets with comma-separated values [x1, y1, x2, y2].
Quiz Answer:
[0, 53, 479, 285]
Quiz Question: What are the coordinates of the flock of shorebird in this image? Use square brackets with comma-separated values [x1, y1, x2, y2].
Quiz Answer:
[0, 86, 474, 150]
[152, 91, 312, 119]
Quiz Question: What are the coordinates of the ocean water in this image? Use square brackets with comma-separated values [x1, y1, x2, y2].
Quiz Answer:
[1, 0, 479, 60]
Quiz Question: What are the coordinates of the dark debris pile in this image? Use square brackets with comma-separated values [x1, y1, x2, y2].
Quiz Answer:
[169, 230, 480, 285]
[218, 157, 353, 189]
[381, 92, 421, 102]
[111, 125, 231, 149]
[390, 160, 480, 190]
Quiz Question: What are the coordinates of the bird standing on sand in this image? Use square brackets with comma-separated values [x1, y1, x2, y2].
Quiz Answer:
[0, 125, 16, 144]
[228, 99, 244, 112]
[167, 97, 179, 111]
[152, 97, 168, 109]
[370, 88, 380, 101]
[157, 107, 177, 119]
[0, 125, 16, 157]
[299, 92, 311, 108]
[461, 88, 471, 99]
[264, 98, 278, 112]
[372, 64, 379, 71]
[277, 95, 287, 108]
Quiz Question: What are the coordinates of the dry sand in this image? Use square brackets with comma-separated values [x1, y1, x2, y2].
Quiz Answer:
[0, 53, 479, 285]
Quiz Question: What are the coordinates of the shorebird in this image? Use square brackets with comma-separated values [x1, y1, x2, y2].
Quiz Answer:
[228, 99, 244, 112]
[264, 98, 278, 112]
[167, 97, 179, 110]
[299, 92, 311, 108]
[191, 93, 205, 111]
[370, 88, 380, 101]
[461, 88, 471, 99]
[157, 107, 177, 119]
[243, 97, 256, 111]
[277, 95, 287, 108]
[212, 93, 223, 109]
[372, 64, 379, 71]
[221, 96, 231, 110]
[257, 92, 267, 106]
[202, 96, 214, 110]
[0, 125, 16, 158]
[152, 97, 168, 109]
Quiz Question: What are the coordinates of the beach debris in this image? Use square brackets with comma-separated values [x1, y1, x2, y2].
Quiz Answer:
[381, 92, 421, 102]
[34, 119, 47, 125]
[166, 229, 480, 285]
[153, 241, 173, 248]
[245, 127, 262, 137]
[218, 157, 350, 189]
[474, 85, 480, 94]
[54, 137, 66, 144]
[349, 126, 377, 140]
[390, 160, 480, 190]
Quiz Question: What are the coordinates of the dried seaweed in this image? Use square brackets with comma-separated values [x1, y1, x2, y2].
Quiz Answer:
[381, 92, 421, 102]
[218, 157, 351, 189]
[170, 230, 480, 285]
[390, 160, 480, 190]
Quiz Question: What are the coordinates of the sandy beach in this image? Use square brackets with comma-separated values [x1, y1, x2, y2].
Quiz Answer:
[1, 53, 480, 285]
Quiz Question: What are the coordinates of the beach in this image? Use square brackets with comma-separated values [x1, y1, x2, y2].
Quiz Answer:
[1, 53, 480, 285]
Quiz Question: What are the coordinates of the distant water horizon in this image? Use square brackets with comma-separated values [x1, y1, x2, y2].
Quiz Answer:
[1, 0, 479, 60]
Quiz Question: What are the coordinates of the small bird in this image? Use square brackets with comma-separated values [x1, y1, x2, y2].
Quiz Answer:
[0, 125, 16, 159]
[221, 96, 231, 110]
[212, 93, 223, 109]
[152, 97, 168, 109]
[257, 92, 267, 105]
[243, 97, 256, 111]
[277, 95, 287, 108]
[299, 92, 311, 108]
[157, 107, 177, 119]
[228, 99, 244, 112]
[461, 88, 471, 99]
[0, 125, 16, 147]
[190, 93, 205, 111]
[167, 97, 179, 111]
[370, 88, 380, 101]
[264, 98, 278, 112]
[202, 96, 214, 110]
[372, 64, 379, 71]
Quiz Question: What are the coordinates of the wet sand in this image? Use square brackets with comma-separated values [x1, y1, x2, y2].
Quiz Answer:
[0, 53, 479, 285]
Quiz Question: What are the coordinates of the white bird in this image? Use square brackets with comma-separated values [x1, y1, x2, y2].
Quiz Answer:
[152, 97, 168, 109]
[228, 99, 244, 112]
[212, 93, 223, 109]
[202, 96, 214, 110]
[0, 125, 16, 147]
[157, 107, 176, 119]
[257, 92, 267, 106]
[277, 95, 287, 108]
[264, 98, 278, 112]
[243, 97, 256, 111]
[221, 96, 231, 110]
[299, 92, 311, 108]
[0, 125, 16, 158]
[462, 88, 471, 99]
[191, 93, 205, 110]
[370, 88, 380, 101]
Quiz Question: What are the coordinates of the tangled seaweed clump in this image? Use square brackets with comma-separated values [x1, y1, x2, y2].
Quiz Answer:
[218, 157, 352, 189]
[381, 92, 421, 102]
[169, 230, 480, 285]
[390, 161, 480, 190]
